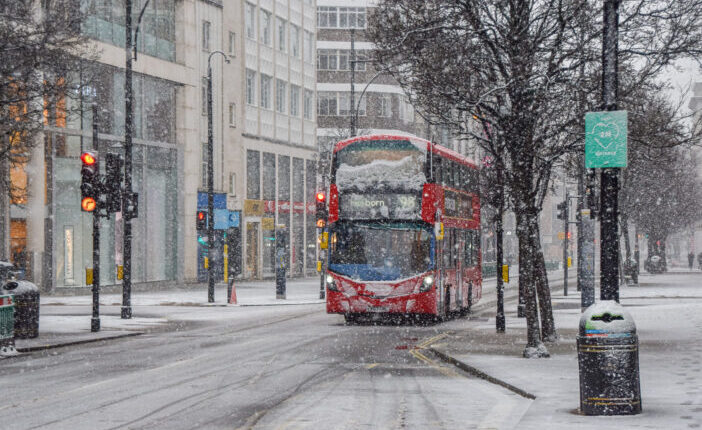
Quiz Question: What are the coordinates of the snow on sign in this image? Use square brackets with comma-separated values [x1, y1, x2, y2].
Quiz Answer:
[585, 110, 628, 168]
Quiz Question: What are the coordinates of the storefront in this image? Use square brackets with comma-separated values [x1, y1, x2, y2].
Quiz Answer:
[244, 149, 317, 279]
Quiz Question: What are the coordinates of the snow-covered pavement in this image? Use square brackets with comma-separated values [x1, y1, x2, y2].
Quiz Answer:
[431, 272, 702, 429]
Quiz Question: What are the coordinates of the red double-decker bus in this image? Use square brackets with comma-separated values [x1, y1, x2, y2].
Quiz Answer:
[323, 134, 481, 322]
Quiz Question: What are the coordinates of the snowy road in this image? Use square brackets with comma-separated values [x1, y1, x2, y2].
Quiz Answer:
[0, 305, 531, 429]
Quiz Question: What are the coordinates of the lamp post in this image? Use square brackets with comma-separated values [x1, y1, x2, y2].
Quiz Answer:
[600, 0, 621, 301]
[207, 50, 230, 303]
[122, 0, 150, 319]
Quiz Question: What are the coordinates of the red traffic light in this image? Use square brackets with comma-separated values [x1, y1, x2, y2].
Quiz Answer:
[316, 192, 325, 202]
[198, 211, 205, 220]
[81, 151, 97, 166]
[81, 197, 97, 212]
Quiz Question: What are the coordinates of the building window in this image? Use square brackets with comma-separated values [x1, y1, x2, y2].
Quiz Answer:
[201, 77, 208, 115]
[229, 173, 237, 196]
[317, 6, 337, 28]
[260, 74, 272, 109]
[276, 17, 286, 52]
[318, 92, 337, 116]
[228, 31, 236, 56]
[245, 3, 256, 40]
[339, 92, 365, 117]
[246, 69, 256, 105]
[202, 20, 211, 51]
[260, 9, 271, 46]
[379, 94, 392, 117]
[201, 142, 208, 188]
[290, 85, 300, 116]
[290, 24, 300, 57]
[303, 30, 313, 63]
[399, 96, 414, 122]
[317, 49, 337, 71]
[304, 89, 313, 120]
[276, 79, 287, 114]
[317, 6, 365, 29]
[229, 103, 236, 127]
[339, 7, 366, 29]
[247, 149, 261, 199]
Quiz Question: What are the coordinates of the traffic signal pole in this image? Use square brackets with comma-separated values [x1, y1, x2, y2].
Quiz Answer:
[600, 0, 621, 302]
[207, 57, 215, 304]
[122, 0, 134, 319]
[91, 105, 100, 332]
[563, 191, 569, 297]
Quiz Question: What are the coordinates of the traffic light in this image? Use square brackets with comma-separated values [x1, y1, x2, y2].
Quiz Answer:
[556, 201, 567, 220]
[80, 151, 99, 212]
[105, 153, 123, 213]
[196, 211, 207, 230]
[315, 192, 327, 228]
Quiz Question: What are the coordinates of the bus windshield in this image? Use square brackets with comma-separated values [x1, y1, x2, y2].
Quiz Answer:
[328, 221, 434, 281]
[334, 140, 426, 193]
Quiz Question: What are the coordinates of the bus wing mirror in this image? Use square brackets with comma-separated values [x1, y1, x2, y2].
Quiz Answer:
[434, 222, 444, 240]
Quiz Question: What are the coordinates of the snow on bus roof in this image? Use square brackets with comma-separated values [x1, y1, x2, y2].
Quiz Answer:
[333, 133, 478, 169]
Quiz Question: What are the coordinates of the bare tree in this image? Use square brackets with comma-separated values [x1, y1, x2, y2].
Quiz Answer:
[368, 0, 702, 357]
[0, 1, 94, 197]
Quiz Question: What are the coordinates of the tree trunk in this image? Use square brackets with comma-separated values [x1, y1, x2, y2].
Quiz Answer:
[532, 222, 557, 342]
[516, 211, 549, 358]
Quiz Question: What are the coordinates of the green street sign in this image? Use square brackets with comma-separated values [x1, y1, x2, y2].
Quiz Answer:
[585, 110, 627, 168]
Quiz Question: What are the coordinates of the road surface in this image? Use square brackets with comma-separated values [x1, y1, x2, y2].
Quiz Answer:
[0, 305, 531, 429]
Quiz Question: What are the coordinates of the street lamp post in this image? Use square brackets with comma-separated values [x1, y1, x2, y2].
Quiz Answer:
[600, 0, 621, 301]
[122, 0, 151, 319]
[207, 50, 230, 303]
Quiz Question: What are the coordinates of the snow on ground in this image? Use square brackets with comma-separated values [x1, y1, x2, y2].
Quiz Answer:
[41, 277, 325, 307]
[439, 272, 702, 429]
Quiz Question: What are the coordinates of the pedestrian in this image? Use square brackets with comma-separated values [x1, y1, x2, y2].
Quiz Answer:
[698, 252, 702, 271]
[689, 252, 695, 270]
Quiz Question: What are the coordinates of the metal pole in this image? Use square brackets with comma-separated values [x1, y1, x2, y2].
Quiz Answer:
[350, 28, 356, 137]
[563, 190, 569, 296]
[91, 104, 100, 332]
[207, 60, 215, 303]
[495, 205, 505, 332]
[600, 0, 620, 302]
[121, 0, 134, 319]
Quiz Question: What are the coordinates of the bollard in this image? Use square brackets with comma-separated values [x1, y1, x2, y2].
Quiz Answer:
[577, 301, 642, 415]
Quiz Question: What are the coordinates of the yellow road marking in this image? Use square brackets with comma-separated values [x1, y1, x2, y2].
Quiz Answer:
[366, 363, 379, 369]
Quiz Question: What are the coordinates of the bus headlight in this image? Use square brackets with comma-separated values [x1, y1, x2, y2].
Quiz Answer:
[326, 274, 339, 292]
[420, 275, 434, 292]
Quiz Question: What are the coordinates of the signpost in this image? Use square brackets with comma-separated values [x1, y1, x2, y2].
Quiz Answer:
[585, 111, 627, 168]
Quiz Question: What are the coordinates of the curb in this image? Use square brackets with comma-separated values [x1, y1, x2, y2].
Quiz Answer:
[428, 346, 536, 400]
[15, 332, 143, 353]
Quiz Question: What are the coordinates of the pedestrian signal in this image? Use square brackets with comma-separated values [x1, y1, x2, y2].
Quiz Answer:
[197, 211, 207, 230]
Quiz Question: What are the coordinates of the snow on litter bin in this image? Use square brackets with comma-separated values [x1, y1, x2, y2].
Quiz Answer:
[577, 301, 642, 415]
[2, 280, 40, 339]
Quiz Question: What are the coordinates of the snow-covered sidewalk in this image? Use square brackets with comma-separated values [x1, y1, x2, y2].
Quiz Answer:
[41, 277, 325, 307]
[431, 272, 702, 429]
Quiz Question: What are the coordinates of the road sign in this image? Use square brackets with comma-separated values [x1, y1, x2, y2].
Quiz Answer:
[585, 110, 627, 168]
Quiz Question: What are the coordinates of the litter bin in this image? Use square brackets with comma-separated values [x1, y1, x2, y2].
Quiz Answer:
[2, 280, 40, 339]
[0, 294, 17, 356]
[577, 301, 641, 415]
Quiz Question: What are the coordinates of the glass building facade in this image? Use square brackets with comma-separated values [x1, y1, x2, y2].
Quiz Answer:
[51, 62, 179, 288]
[81, 0, 176, 62]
